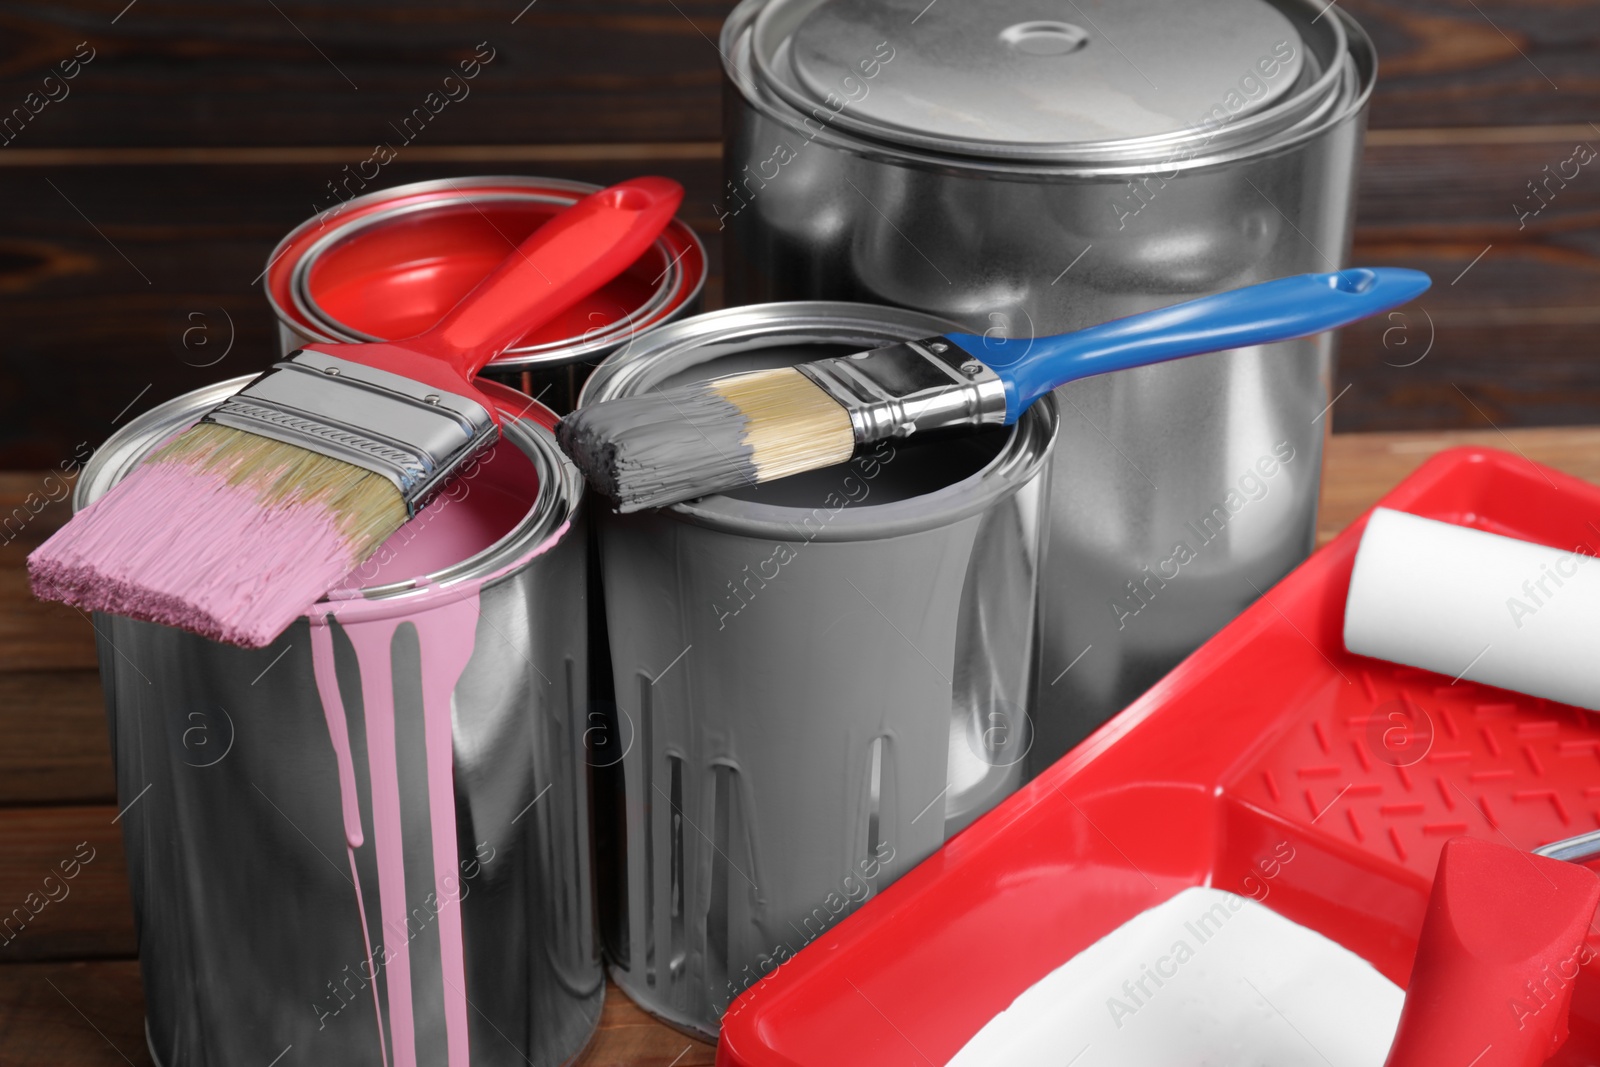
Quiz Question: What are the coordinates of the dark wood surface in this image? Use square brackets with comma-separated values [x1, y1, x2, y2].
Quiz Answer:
[0, 154, 724, 467]
[3, 428, 1600, 1063]
[0, 2, 737, 148]
[5, 131, 1600, 462]
[0, 1, 1592, 146]
[0, 1, 1596, 464]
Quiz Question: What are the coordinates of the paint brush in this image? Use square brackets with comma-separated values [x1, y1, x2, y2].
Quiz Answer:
[557, 268, 1431, 512]
[30, 176, 684, 647]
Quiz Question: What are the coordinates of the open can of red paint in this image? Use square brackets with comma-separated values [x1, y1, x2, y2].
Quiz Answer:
[78, 378, 600, 1066]
[265, 176, 707, 413]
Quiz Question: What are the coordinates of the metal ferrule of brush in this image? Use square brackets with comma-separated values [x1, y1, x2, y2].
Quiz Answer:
[201, 350, 498, 517]
[793, 337, 1008, 444]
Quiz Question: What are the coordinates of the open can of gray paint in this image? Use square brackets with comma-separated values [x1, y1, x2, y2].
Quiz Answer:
[79, 379, 601, 1067]
[721, 0, 1376, 761]
[578, 303, 1058, 1037]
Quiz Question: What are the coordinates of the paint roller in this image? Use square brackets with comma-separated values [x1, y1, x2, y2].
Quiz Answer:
[1384, 834, 1600, 1067]
[1345, 508, 1600, 710]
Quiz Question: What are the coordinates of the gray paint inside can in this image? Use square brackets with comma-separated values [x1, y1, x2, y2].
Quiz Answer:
[583, 303, 1056, 1036]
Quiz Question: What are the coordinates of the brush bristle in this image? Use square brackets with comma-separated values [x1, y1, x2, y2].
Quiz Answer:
[558, 367, 856, 511]
[29, 422, 407, 647]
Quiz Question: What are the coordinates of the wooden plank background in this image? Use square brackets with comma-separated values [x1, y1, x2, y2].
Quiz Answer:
[0, 0, 1595, 465]
[0, 1, 1595, 1062]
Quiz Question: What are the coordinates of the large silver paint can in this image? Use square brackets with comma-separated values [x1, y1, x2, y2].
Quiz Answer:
[80, 380, 600, 1066]
[721, 0, 1376, 762]
[579, 303, 1057, 1037]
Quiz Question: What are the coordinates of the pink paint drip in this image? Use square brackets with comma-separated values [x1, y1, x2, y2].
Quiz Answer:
[312, 624, 365, 850]
[311, 598, 483, 1067]
[344, 615, 422, 1067]
[301, 429, 573, 1067]
[311, 624, 392, 1065]
[415, 595, 480, 1067]
[347, 846, 389, 1067]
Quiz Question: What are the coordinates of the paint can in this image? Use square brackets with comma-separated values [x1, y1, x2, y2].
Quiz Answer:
[578, 303, 1058, 1036]
[720, 0, 1375, 761]
[79, 378, 599, 1067]
[265, 175, 707, 413]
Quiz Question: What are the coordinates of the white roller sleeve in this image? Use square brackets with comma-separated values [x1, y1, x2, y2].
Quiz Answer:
[1344, 508, 1600, 711]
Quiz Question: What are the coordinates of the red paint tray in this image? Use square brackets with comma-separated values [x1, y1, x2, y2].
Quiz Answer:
[718, 447, 1600, 1066]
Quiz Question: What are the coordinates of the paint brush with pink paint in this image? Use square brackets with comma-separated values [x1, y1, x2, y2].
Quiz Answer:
[29, 175, 683, 648]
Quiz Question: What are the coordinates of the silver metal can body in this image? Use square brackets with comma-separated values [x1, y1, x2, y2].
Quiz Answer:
[578, 303, 1058, 1037]
[720, 0, 1375, 761]
[81, 381, 601, 1067]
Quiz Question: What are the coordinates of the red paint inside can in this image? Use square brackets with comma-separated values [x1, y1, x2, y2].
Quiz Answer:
[306, 200, 661, 347]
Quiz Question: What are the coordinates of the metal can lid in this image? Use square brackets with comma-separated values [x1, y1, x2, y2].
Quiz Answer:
[751, 0, 1324, 163]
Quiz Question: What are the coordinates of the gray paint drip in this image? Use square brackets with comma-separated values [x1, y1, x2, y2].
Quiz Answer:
[578, 307, 1058, 1038]
[556, 388, 756, 512]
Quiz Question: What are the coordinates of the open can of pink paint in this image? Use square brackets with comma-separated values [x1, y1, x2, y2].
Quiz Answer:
[264, 175, 707, 414]
[77, 376, 600, 1066]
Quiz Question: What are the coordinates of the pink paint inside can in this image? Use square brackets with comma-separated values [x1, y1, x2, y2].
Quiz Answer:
[334, 436, 539, 592]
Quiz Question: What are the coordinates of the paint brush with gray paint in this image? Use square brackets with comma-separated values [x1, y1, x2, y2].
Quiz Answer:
[558, 268, 1430, 512]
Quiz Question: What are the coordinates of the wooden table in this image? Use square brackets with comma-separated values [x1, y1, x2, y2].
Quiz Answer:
[3, 426, 1598, 1065]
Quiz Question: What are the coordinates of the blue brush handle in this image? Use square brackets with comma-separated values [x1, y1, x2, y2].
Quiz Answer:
[946, 268, 1432, 423]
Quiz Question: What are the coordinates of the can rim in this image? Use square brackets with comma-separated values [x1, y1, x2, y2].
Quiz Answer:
[577, 302, 1059, 542]
[263, 175, 707, 369]
[747, 0, 1346, 165]
[74, 376, 582, 609]
[722, 0, 1375, 178]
